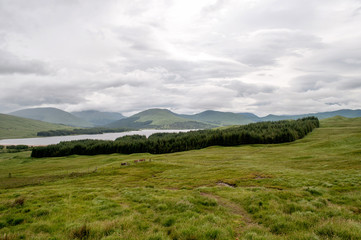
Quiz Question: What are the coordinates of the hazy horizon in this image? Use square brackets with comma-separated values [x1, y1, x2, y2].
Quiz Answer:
[4, 106, 361, 119]
[1, 0, 361, 116]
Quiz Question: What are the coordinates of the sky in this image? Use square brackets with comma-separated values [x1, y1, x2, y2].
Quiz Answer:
[0, 0, 360, 117]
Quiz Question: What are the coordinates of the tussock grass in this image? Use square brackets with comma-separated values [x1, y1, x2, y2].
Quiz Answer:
[0, 117, 360, 239]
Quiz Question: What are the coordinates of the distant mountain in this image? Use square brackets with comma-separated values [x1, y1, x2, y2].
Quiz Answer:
[10, 107, 93, 127]
[106, 108, 361, 130]
[261, 109, 361, 122]
[0, 113, 72, 139]
[72, 110, 124, 126]
[106, 109, 215, 129]
[181, 110, 255, 126]
[237, 112, 261, 122]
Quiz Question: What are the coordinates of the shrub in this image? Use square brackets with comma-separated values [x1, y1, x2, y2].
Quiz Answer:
[69, 225, 90, 239]
[162, 217, 175, 227]
[12, 197, 25, 207]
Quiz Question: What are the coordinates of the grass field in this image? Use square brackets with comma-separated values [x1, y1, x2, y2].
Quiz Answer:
[0, 117, 360, 239]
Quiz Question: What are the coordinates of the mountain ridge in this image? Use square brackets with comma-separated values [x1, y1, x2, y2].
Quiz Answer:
[5, 107, 361, 131]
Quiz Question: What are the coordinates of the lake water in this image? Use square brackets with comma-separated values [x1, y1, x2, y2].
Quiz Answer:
[0, 129, 192, 146]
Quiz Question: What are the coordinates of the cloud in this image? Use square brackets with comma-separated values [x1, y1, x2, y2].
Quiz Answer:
[223, 80, 277, 96]
[0, 49, 50, 75]
[0, 0, 360, 116]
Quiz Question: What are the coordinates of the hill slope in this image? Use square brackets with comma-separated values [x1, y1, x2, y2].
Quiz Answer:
[10, 107, 93, 127]
[261, 109, 361, 121]
[72, 110, 124, 126]
[0, 113, 72, 139]
[107, 109, 215, 129]
[181, 110, 255, 126]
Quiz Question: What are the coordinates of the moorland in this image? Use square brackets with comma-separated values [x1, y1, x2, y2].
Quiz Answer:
[0, 116, 360, 239]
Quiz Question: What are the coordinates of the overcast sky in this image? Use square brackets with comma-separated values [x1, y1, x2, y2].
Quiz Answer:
[0, 0, 360, 116]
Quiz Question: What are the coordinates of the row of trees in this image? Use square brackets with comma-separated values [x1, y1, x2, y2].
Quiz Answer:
[0, 145, 30, 153]
[37, 128, 131, 137]
[31, 117, 319, 158]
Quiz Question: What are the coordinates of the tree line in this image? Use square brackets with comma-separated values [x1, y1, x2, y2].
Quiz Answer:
[1, 145, 30, 153]
[37, 127, 132, 137]
[31, 117, 319, 158]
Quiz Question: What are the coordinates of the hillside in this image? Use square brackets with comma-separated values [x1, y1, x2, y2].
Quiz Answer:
[181, 110, 255, 126]
[0, 117, 360, 239]
[179, 109, 361, 126]
[261, 109, 361, 121]
[106, 109, 215, 129]
[0, 113, 72, 139]
[72, 110, 124, 126]
[10, 107, 93, 127]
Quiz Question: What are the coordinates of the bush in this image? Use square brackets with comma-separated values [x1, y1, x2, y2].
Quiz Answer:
[12, 197, 25, 207]
[69, 225, 90, 239]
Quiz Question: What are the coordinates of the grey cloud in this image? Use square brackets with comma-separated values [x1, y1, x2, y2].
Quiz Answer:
[234, 29, 324, 67]
[336, 78, 361, 90]
[201, 0, 229, 15]
[114, 26, 164, 54]
[292, 75, 339, 92]
[0, 49, 50, 75]
[223, 80, 277, 96]
[0, 0, 360, 116]
[292, 74, 361, 92]
[352, 6, 361, 16]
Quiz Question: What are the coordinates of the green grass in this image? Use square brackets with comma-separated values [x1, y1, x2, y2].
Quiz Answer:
[0, 113, 73, 139]
[0, 117, 360, 239]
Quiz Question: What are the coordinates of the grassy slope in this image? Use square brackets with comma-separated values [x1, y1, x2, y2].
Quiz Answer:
[10, 107, 93, 128]
[0, 113, 72, 139]
[107, 109, 215, 129]
[181, 110, 255, 126]
[0, 117, 360, 239]
[261, 109, 361, 121]
[71, 110, 124, 126]
[133, 109, 186, 125]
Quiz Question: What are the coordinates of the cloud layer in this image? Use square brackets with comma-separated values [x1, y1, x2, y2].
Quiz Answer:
[0, 0, 360, 116]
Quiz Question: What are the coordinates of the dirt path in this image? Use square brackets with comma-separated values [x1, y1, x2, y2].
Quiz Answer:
[200, 192, 258, 238]
[200, 192, 254, 225]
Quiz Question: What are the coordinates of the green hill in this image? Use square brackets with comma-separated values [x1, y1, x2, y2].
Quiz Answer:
[72, 110, 124, 126]
[181, 110, 255, 126]
[10, 107, 93, 127]
[0, 113, 72, 139]
[261, 109, 361, 121]
[106, 109, 215, 129]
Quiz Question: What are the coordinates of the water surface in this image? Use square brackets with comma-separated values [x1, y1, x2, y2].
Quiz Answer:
[0, 129, 191, 146]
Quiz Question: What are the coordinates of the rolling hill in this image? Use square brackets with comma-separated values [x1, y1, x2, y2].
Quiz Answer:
[71, 110, 124, 126]
[106, 108, 361, 129]
[106, 109, 215, 129]
[9, 107, 93, 127]
[260, 109, 361, 121]
[181, 110, 254, 126]
[0, 113, 72, 139]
